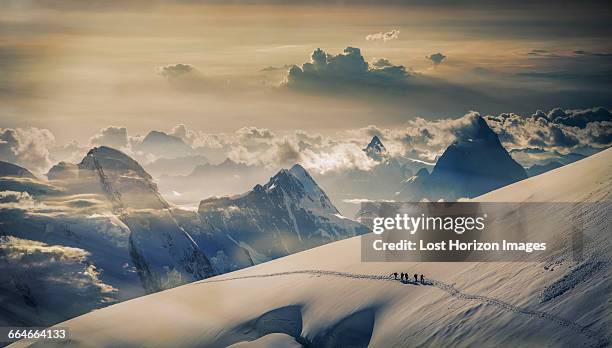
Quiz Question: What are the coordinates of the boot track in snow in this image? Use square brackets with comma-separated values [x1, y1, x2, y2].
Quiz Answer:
[193, 269, 609, 347]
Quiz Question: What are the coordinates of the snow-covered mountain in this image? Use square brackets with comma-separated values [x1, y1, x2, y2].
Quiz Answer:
[399, 115, 528, 201]
[1, 148, 367, 327]
[23, 148, 610, 348]
[197, 164, 368, 264]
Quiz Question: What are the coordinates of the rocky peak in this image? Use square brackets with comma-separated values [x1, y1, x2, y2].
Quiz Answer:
[79, 146, 151, 179]
[363, 136, 387, 161]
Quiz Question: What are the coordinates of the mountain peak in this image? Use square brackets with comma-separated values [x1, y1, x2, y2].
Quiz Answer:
[426, 117, 527, 199]
[454, 114, 498, 144]
[289, 163, 312, 182]
[136, 130, 192, 158]
[79, 146, 151, 179]
[363, 136, 387, 161]
[143, 130, 183, 144]
[257, 165, 338, 214]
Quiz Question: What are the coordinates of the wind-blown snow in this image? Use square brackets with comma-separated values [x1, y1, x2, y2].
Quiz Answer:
[10, 148, 612, 348]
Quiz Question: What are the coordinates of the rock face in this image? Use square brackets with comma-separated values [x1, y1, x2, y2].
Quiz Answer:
[198, 164, 368, 264]
[400, 115, 528, 201]
[0, 160, 35, 179]
[81, 147, 215, 293]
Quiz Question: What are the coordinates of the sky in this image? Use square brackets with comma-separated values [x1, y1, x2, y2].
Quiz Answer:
[0, 0, 611, 173]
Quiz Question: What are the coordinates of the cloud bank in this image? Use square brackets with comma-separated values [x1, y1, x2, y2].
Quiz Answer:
[89, 126, 129, 149]
[4, 107, 609, 176]
[0, 127, 55, 173]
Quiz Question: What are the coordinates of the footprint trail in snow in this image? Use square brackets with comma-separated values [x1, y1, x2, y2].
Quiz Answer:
[194, 269, 609, 347]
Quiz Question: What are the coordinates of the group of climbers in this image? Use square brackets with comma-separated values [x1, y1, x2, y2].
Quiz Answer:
[391, 272, 426, 284]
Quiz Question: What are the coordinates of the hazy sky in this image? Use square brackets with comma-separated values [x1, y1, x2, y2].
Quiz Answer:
[1, 0, 611, 144]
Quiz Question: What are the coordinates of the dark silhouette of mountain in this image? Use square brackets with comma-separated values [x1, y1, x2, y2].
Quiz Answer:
[527, 161, 564, 177]
[400, 115, 528, 200]
[0, 160, 35, 179]
[363, 135, 387, 161]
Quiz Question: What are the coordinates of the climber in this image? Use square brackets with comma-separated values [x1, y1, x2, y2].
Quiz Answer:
[420, 274, 424, 284]
[414, 274, 418, 283]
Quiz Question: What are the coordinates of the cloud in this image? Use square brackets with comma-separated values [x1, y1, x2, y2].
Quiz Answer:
[0, 235, 117, 325]
[486, 108, 611, 154]
[526, 49, 561, 58]
[285, 47, 409, 92]
[51, 140, 89, 164]
[236, 126, 275, 141]
[371, 58, 393, 68]
[545, 107, 612, 128]
[365, 29, 400, 41]
[89, 126, 129, 149]
[156, 63, 197, 79]
[169, 124, 226, 149]
[0, 127, 55, 173]
[573, 50, 612, 57]
[426, 52, 447, 66]
[0, 190, 46, 210]
[18, 106, 610, 178]
[261, 64, 292, 72]
[156, 64, 210, 92]
[274, 139, 302, 166]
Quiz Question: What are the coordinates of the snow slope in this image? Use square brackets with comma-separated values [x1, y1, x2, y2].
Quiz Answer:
[11, 148, 611, 348]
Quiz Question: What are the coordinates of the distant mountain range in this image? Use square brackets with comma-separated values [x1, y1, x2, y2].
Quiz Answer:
[0, 121, 601, 327]
[0, 147, 365, 327]
[157, 158, 274, 207]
